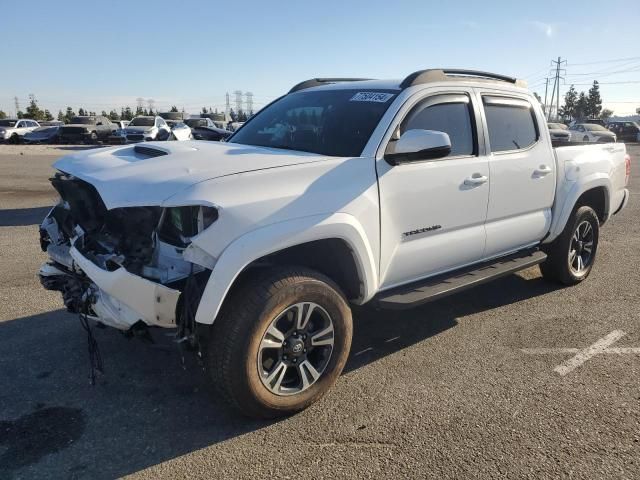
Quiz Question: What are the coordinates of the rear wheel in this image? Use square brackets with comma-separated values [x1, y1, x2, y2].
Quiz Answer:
[206, 267, 352, 418]
[9, 133, 20, 144]
[540, 206, 599, 285]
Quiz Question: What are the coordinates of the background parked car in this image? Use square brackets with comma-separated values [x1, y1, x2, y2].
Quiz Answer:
[185, 117, 232, 141]
[111, 120, 130, 130]
[0, 119, 40, 143]
[547, 122, 571, 143]
[568, 123, 617, 143]
[58, 115, 115, 144]
[110, 116, 171, 143]
[166, 120, 192, 141]
[39, 120, 64, 127]
[23, 125, 61, 144]
[607, 121, 640, 143]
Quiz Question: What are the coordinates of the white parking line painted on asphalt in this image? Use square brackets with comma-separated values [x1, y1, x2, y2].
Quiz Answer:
[521, 330, 640, 376]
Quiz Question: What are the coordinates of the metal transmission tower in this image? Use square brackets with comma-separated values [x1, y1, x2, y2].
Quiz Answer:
[136, 97, 144, 114]
[245, 92, 254, 116]
[147, 98, 155, 113]
[234, 90, 243, 115]
[225, 92, 231, 116]
[547, 57, 566, 121]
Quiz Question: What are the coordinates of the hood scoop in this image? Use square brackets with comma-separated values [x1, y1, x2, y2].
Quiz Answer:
[134, 145, 168, 158]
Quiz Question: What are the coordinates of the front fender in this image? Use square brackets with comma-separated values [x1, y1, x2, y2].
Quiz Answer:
[193, 212, 378, 325]
[545, 173, 611, 243]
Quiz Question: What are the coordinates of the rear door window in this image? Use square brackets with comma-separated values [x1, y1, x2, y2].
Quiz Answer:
[482, 96, 538, 152]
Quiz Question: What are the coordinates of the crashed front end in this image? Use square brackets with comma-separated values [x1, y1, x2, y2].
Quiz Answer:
[39, 172, 216, 332]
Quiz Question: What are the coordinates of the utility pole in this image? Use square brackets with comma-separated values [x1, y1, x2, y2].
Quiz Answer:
[234, 90, 243, 115]
[14, 96, 20, 117]
[225, 92, 230, 117]
[548, 56, 566, 121]
[543, 78, 549, 115]
[245, 92, 253, 116]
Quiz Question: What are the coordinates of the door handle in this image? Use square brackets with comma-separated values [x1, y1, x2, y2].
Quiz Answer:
[464, 174, 488, 186]
[534, 165, 552, 176]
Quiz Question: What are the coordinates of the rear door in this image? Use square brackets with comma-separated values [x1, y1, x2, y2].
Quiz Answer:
[376, 88, 490, 289]
[478, 92, 555, 257]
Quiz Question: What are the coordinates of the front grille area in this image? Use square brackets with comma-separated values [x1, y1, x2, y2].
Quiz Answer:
[61, 127, 88, 135]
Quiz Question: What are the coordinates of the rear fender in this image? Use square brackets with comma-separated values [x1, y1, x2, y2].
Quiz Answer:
[545, 173, 611, 243]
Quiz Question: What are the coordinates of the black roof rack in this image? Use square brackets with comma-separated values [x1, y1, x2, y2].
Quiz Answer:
[399, 69, 526, 89]
[288, 78, 372, 94]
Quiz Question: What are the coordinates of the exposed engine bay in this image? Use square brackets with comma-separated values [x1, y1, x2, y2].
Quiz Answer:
[39, 172, 216, 334]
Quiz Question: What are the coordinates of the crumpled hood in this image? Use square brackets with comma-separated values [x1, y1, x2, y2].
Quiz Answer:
[61, 124, 94, 129]
[53, 141, 330, 209]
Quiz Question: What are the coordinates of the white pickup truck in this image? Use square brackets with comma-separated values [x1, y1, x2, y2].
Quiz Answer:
[38, 69, 631, 418]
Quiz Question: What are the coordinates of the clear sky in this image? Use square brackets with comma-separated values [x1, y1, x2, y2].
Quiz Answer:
[1, 0, 639, 116]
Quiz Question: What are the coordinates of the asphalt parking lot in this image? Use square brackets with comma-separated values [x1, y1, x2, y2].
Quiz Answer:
[1, 143, 639, 479]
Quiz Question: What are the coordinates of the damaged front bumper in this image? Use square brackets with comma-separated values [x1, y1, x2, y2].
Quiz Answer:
[38, 172, 217, 332]
[39, 246, 181, 330]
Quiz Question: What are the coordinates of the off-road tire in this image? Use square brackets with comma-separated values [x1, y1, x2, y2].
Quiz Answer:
[540, 205, 600, 285]
[205, 266, 352, 418]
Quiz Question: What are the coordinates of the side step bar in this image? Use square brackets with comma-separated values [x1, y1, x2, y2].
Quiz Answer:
[375, 249, 547, 310]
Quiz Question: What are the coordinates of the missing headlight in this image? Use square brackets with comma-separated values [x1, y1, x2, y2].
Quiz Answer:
[158, 206, 218, 247]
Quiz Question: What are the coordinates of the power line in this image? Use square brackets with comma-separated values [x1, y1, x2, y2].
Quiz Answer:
[569, 56, 640, 66]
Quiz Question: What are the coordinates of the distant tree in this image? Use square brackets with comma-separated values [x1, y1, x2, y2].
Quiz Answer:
[109, 109, 120, 121]
[142, 108, 149, 116]
[25, 94, 45, 120]
[0, 110, 6, 119]
[78, 108, 86, 116]
[135, 106, 144, 116]
[201, 107, 209, 115]
[121, 107, 133, 120]
[64, 107, 76, 123]
[170, 105, 179, 112]
[16, 111, 25, 119]
[148, 108, 155, 116]
[561, 85, 578, 121]
[57, 110, 65, 122]
[600, 108, 614, 121]
[587, 80, 602, 118]
[101, 110, 108, 117]
[43, 109, 54, 121]
[229, 108, 236, 121]
[575, 92, 589, 120]
[88, 111, 96, 116]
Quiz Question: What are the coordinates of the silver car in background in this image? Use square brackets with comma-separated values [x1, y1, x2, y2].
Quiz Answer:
[547, 122, 571, 143]
[0, 119, 40, 143]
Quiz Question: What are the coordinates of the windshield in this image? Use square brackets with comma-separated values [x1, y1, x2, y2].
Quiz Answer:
[185, 119, 209, 128]
[0, 120, 18, 127]
[548, 123, 567, 130]
[584, 124, 607, 131]
[130, 117, 155, 127]
[229, 89, 398, 157]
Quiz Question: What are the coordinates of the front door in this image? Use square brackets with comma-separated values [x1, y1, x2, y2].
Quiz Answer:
[376, 90, 490, 290]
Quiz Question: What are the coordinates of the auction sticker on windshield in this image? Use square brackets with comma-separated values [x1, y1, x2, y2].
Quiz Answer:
[350, 92, 395, 103]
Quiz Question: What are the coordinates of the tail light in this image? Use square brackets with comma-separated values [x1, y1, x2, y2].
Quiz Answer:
[624, 153, 631, 186]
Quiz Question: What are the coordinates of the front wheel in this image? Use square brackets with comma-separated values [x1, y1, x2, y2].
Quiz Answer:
[540, 206, 599, 285]
[206, 267, 352, 418]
